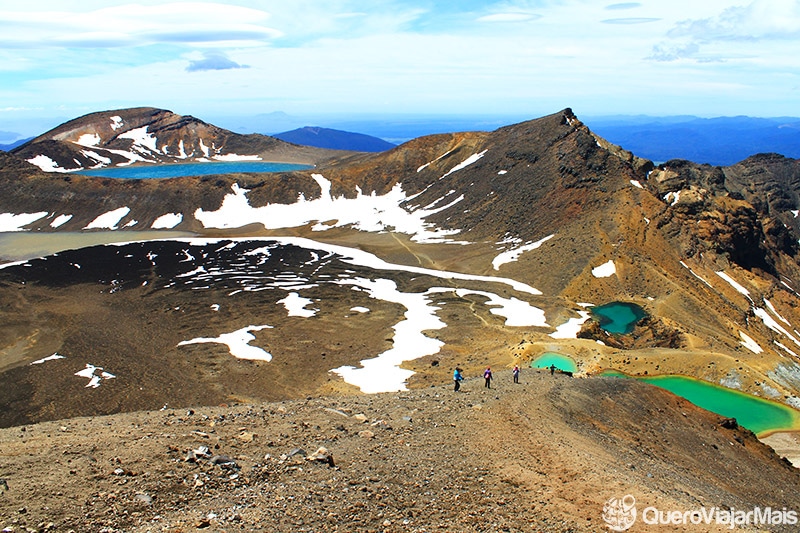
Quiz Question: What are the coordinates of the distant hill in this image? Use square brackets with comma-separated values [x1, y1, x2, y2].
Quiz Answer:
[584, 115, 800, 165]
[0, 138, 31, 151]
[274, 126, 396, 152]
[11, 107, 349, 172]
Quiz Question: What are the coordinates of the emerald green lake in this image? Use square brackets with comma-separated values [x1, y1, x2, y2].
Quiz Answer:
[591, 302, 646, 334]
[531, 353, 578, 373]
[602, 370, 800, 436]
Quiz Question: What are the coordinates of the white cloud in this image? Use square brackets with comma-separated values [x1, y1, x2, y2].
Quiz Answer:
[186, 51, 249, 72]
[668, 0, 800, 41]
[476, 12, 542, 23]
[0, 3, 281, 49]
[651, 0, 800, 62]
[2, 1, 800, 124]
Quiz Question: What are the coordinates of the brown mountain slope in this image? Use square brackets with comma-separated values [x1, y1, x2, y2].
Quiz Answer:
[1, 108, 800, 431]
[1, 373, 798, 533]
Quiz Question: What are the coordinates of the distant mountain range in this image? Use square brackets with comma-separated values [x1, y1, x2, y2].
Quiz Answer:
[273, 126, 396, 152]
[6, 111, 800, 166]
[584, 115, 800, 166]
[0, 138, 31, 151]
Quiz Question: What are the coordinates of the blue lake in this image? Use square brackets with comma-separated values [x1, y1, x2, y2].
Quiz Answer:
[76, 161, 312, 179]
[591, 302, 646, 334]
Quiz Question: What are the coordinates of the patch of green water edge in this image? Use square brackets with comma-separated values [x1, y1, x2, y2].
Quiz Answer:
[600, 369, 800, 437]
[531, 353, 578, 373]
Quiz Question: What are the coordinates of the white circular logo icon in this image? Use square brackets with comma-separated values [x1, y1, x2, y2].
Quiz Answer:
[603, 494, 637, 531]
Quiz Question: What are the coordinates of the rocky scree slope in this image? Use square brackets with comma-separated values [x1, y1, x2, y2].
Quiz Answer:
[1, 372, 798, 533]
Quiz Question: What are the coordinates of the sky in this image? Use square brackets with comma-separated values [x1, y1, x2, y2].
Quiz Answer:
[1, 0, 800, 138]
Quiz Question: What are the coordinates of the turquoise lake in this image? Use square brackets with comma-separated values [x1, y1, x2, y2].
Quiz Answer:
[602, 370, 800, 436]
[591, 302, 646, 334]
[531, 352, 578, 373]
[76, 161, 312, 179]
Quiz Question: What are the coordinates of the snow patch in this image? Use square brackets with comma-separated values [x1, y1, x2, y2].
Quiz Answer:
[151, 212, 183, 229]
[26, 154, 73, 172]
[754, 307, 800, 347]
[84, 207, 131, 230]
[492, 234, 555, 270]
[178, 325, 274, 361]
[0, 211, 49, 231]
[110, 116, 123, 130]
[80, 150, 112, 165]
[75, 133, 101, 147]
[550, 310, 592, 339]
[417, 150, 454, 172]
[119, 126, 160, 154]
[739, 331, 763, 353]
[442, 150, 487, 178]
[664, 190, 681, 206]
[680, 260, 712, 287]
[199, 139, 210, 158]
[764, 299, 792, 326]
[74, 364, 116, 388]
[775, 341, 800, 359]
[332, 278, 445, 393]
[716, 271, 753, 303]
[277, 292, 317, 317]
[592, 260, 616, 278]
[437, 288, 548, 327]
[30, 353, 65, 365]
[194, 177, 467, 245]
[213, 153, 261, 162]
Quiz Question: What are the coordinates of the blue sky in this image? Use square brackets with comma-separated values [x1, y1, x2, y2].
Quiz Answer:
[1, 0, 800, 138]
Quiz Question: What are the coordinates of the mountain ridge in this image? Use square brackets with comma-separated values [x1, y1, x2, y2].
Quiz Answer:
[10, 107, 352, 172]
[273, 126, 396, 152]
[1, 107, 800, 432]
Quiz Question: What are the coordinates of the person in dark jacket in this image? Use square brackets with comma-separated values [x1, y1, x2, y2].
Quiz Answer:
[484, 367, 493, 388]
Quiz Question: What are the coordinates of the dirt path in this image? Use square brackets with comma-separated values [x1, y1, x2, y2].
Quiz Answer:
[1, 371, 798, 532]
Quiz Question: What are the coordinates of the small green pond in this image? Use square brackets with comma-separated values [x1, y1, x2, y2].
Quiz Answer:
[591, 302, 647, 334]
[531, 353, 578, 373]
[602, 370, 800, 436]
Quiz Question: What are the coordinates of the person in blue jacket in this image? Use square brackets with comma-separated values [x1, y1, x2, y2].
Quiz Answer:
[484, 367, 493, 388]
[453, 367, 464, 392]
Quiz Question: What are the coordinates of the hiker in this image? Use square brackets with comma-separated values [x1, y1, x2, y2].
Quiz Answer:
[484, 367, 493, 388]
[550, 364, 556, 376]
[513, 365, 520, 384]
[454, 367, 464, 392]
